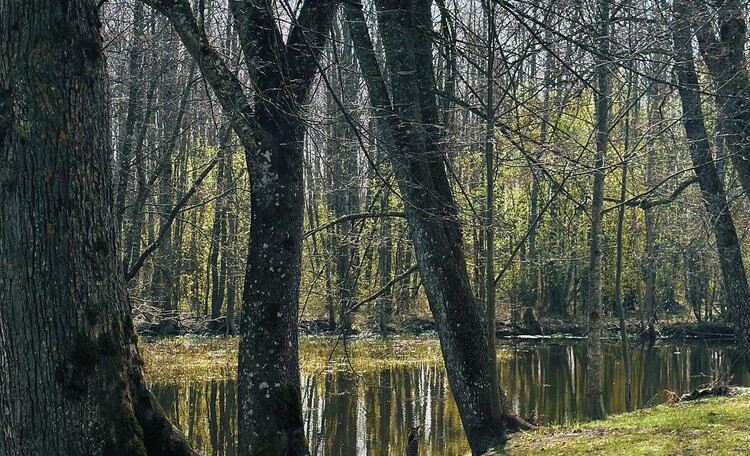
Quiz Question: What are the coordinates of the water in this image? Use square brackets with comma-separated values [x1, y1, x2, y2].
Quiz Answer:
[152, 341, 749, 455]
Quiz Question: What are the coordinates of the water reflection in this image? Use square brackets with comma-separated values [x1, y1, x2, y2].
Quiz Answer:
[152, 342, 749, 455]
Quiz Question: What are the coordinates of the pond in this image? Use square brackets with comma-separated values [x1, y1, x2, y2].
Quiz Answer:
[152, 340, 749, 455]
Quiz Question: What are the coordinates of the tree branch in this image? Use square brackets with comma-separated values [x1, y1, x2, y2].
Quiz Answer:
[126, 159, 218, 281]
[286, 0, 340, 103]
[303, 211, 405, 239]
[638, 176, 701, 209]
[230, 0, 285, 91]
[345, 264, 419, 315]
[140, 0, 272, 150]
[608, 175, 701, 211]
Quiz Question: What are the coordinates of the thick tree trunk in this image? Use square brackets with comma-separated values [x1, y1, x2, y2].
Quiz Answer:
[0, 2, 196, 455]
[672, 4, 750, 365]
[347, 3, 507, 453]
[239, 119, 307, 454]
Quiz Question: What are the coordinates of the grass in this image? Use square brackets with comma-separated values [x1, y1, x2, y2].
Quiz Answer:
[505, 389, 750, 455]
[140, 335, 450, 383]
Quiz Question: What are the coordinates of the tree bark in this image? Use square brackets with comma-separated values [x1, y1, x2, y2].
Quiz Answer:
[0, 2, 196, 455]
[347, 3, 507, 453]
[615, 106, 633, 413]
[642, 93, 659, 337]
[586, 0, 610, 421]
[482, 0, 504, 430]
[209, 127, 233, 331]
[672, 2, 750, 366]
[692, 0, 750, 205]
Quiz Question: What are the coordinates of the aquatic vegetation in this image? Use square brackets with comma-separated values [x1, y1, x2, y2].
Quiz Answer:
[141, 335, 486, 383]
[141, 336, 238, 383]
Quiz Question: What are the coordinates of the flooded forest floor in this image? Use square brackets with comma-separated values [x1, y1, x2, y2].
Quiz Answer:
[141, 336, 750, 454]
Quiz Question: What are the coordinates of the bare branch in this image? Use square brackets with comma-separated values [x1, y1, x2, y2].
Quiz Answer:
[304, 212, 405, 239]
[346, 264, 419, 315]
[126, 158, 218, 281]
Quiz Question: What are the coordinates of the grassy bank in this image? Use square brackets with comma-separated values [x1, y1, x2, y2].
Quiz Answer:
[506, 389, 750, 455]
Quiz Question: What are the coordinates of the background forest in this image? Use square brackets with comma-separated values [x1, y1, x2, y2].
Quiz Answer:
[104, 0, 748, 336]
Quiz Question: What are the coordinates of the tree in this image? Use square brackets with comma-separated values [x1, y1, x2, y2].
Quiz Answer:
[482, 0, 504, 426]
[586, 0, 611, 421]
[139, 0, 338, 453]
[672, 0, 750, 364]
[691, 0, 750, 205]
[0, 1, 195, 455]
[346, 2, 507, 453]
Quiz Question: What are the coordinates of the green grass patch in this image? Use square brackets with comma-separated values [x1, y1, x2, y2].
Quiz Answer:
[506, 390, 750, 455]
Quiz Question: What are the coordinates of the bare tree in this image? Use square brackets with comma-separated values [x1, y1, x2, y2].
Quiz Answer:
[672, 0, 750, 365]
[139, 0, 338, 453]
[346, 2, 507, 452]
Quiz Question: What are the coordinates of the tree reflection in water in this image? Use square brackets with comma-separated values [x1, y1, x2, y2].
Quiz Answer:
[152, 342, 749, 455]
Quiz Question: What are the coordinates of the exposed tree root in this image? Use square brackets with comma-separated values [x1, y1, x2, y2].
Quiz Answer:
[502, 411, 538, 432]
[127, 341, 201, 456]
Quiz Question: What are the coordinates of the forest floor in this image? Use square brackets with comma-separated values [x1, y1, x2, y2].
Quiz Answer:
[505, 388, 750, 455]
[141, 312, 737, 343]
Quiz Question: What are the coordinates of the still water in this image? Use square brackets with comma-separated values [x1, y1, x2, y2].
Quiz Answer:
[153, 341, 749, 455]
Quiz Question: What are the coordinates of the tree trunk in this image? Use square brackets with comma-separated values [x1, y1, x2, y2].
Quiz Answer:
[116, 1, 146, 227]
[378, 191, 394, 335]
[586, 0, 610, 421]
[693, 0, 750, 205]
[482, 0, 504, 430]
[643, 93, 659, 337]
[209, 127, 232, 331]
[0, 2, 196, 455]
[672, 3, 750, 365]
[347, 3, 507, 453]
[615, 120, 633, 413]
